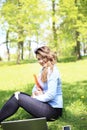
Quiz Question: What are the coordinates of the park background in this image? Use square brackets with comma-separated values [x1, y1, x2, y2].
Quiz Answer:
[0, 0, 87, 130]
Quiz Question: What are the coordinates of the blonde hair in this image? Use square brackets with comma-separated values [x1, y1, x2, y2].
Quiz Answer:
[35, 46, 57, 82]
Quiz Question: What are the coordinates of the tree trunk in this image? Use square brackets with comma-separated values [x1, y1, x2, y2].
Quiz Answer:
[20, 41, 24, 60]
[75, 0, 81, 59]
[6, 30, 10, 61]
[52, 0, 57, 47]
[76, 31, 81, 59]
[29, 40, 31, 59]
[17, 42, 21, 64]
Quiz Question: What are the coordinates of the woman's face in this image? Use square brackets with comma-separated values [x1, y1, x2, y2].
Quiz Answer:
[36, 54, 48, 67]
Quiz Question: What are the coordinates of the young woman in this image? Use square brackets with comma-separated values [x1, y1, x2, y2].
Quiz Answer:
[0, 45, 63, 122]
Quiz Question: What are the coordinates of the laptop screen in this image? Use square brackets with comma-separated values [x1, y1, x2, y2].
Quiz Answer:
[1, 117, 48, 130]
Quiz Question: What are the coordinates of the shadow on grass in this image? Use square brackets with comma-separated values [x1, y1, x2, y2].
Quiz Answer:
[0, 83, 34, 121]
[63, 80, 87, 109]
[0, 59, 37, 67]
[58, 56, 87, 63]
[0, 90, 14, 106]
[0, 81, 87, 130]
[48, 80, 87, 130]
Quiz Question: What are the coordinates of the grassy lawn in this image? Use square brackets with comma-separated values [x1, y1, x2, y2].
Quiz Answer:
[0, 59, 87, 130]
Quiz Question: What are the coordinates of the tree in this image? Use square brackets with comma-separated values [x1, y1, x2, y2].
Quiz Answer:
[56, 0, 87, 59]
[0, 0, 47, 63]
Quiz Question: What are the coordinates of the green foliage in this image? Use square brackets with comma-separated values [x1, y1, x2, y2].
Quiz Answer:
[60, 42, 76, 57]
[0, 0, 47, 36]
[56, 0, 87, 59]
[58, 56, 77, 63]
[0, 0, 87, 62]
[0, 59, 87, 130]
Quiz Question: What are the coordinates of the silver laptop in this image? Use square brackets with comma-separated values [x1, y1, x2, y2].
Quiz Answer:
[1, 117, 48, 130]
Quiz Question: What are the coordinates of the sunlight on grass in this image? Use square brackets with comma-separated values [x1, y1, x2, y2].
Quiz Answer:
[58, 59, 87, 83]
[0, 63, 40, 91]
[68, 100, 86, 116]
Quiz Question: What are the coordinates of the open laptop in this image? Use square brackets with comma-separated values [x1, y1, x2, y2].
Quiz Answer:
[1, 117, 48, 130]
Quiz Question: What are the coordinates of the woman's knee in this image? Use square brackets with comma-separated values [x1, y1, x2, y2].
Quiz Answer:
[14, 91, 20, 100]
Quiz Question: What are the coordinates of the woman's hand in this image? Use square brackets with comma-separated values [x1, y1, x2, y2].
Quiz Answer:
[32, 89, 43, 98]
[34, 90, 43, 96]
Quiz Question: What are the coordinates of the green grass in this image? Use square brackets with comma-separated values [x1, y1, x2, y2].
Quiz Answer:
[0, 59, 87, 130]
